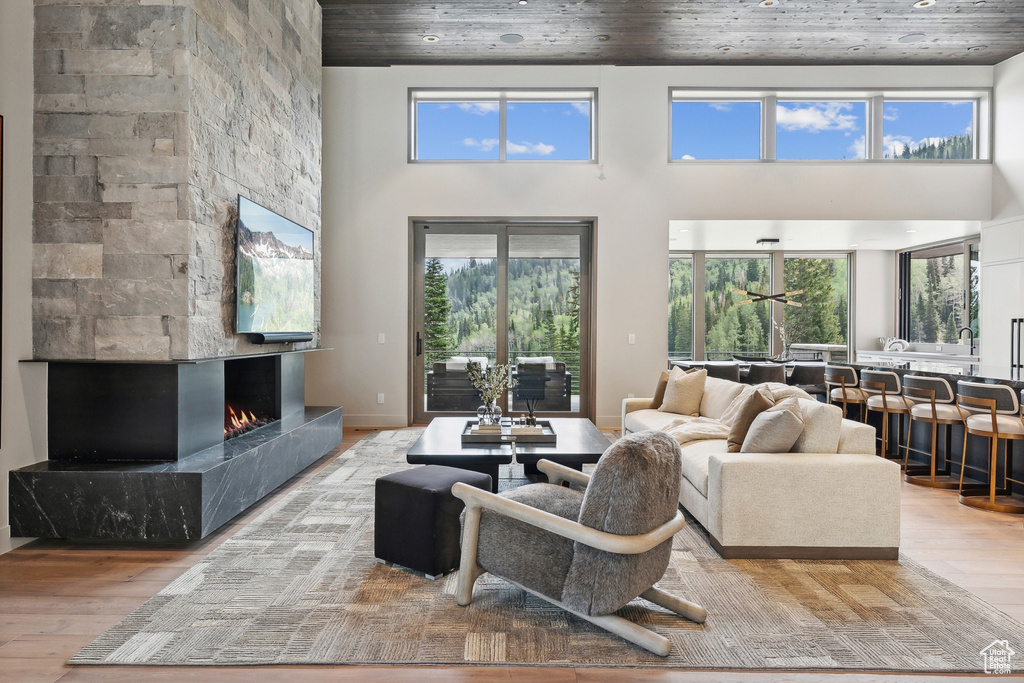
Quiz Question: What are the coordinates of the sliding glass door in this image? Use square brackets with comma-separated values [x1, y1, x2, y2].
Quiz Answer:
[412, 222, 592, 423]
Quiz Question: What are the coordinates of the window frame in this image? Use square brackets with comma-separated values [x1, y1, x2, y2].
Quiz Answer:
[669, 88, 991, 163]
[669, 98, 764, 161]
[669, 249, 853, 361]
[409, 88, 598, 163]
[879, 98, 980, 161]
[897, 237, 981, 346]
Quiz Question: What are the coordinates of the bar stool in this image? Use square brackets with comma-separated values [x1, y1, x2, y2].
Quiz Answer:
[861, 370, 913, 461]
[825, 365, 868, 420]
[902, 375, 966, 489]
[956, 381, 1024, 514]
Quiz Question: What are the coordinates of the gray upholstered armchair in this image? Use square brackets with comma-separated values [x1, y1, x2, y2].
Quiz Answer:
[451, 431, 707, 656]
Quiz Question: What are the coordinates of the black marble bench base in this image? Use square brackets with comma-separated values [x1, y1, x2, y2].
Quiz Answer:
[8, 406, 343, 541]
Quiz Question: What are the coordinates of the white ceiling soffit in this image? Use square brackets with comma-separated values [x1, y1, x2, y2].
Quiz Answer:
[668, 219, 980, 252]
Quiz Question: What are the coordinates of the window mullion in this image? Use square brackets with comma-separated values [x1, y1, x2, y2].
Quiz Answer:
[869, 96, 884, 159]
[763, 96, 777, 160]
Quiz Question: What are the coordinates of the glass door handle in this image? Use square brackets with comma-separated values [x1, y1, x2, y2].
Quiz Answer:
[416, 331, 423, 356]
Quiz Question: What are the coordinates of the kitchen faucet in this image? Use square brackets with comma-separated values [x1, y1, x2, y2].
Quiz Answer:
[958, 327, 976, 356]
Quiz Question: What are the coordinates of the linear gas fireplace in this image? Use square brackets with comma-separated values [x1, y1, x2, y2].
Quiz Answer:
[46, 353, 306, 462]
[10, 351, 343, 541]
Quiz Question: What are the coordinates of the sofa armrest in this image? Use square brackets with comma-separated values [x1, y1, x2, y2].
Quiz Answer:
[838, 419, 875, 454]
[706, 452, 900, 554]
[622, 397, 655, 431]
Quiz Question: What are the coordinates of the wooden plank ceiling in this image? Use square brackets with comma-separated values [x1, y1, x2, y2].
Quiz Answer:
[317, 0, 1024, 67]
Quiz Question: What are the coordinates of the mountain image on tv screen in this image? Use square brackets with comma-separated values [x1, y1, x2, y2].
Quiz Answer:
[236, 197, 315, 334]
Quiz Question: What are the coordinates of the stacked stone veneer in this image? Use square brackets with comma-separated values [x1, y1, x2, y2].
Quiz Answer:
[32, 0, 322, 360]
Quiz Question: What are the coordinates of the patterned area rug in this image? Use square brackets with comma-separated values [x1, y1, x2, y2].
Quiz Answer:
[71, 429, 1024, 672]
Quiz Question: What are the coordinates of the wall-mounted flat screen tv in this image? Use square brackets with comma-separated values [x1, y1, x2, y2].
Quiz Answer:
[236, 196, 315, 335]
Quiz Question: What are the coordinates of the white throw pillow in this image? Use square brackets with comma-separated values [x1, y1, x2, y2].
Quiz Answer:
[741, 409, 805, 453]
[658, 367, 706, 417]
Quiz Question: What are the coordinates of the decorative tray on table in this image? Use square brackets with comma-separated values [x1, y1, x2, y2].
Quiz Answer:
[461, 419, 557, 444]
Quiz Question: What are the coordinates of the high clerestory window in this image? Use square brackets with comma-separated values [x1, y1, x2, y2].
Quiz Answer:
[410, 89, 597, 162]
[670, 89, 988, 162]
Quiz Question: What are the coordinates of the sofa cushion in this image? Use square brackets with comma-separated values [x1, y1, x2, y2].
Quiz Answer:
[699, 376, 746, 420]
[788, 397, 843, 453]
[678, 439, 728, 497]
[762, 382, 814, 403]
[659, 367, 706, 416]
[741, 408, 805, 453]
[651, 370, 671, 410]
[624, 408, 685, 434]
[726, 389, 774, 452]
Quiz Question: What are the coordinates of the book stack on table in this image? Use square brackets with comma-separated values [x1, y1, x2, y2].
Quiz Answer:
[470, 423, 503, 434]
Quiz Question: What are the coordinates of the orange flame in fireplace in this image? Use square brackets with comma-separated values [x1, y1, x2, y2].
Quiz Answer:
[225, 405, 258, 436]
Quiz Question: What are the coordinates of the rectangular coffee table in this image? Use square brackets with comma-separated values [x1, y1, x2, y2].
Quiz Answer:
[406, 417, 611, 492]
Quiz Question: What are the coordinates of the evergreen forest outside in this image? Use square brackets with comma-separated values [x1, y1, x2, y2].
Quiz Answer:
[908, 245, 979, 344]
[669, 255, 848, 361]
[423, 255, 582, 398]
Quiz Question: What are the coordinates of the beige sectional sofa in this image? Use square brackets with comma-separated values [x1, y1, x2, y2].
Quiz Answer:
[622, 374, 901, 559]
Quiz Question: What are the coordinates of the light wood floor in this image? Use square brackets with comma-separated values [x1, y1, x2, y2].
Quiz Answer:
[2, 427, 1023, 682]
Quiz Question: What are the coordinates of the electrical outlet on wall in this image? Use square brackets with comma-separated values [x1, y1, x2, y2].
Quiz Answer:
[377, 393, 385, 404]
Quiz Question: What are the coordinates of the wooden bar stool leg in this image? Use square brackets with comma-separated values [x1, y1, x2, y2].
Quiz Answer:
[989, 436, 999, 506]
[929, 419, 938, 480]
[959, 431, 970, 492]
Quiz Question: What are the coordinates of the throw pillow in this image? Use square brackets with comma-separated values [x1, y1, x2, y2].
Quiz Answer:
[651, 370, 671, 410]
[726, 388, 775, 452]
[740, 408, 805, 453]
[658, 367, 706, 416]
[719, 384, 774, 427]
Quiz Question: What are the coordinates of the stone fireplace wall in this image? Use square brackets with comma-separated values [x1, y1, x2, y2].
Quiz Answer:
[32, 0, 322, 360]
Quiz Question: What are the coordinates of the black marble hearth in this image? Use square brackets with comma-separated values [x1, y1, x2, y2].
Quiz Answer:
[9, 351, 344, 541]
[10, 406, 343, 541]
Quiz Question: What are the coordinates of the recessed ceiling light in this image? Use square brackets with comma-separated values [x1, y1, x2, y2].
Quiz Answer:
[758, 0, 779, 7]
[718, 45, 735, 53]
[594, 34, 612, 42]
[422, 35, 440, 43]
[847, 45, 866, 53]
[680, 229, 690, 233]
[519, 0, 528, 4]
[898, 33, 927, 43]
[906, 229, 918, 233]
[849, 243, 859, 247]
[913, 0, 935, 7]
[500, 33, 525, 43]
[968, 45, 988, 52]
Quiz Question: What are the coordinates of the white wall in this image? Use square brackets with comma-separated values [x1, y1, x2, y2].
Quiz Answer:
[854, 251, 897, 352]
[1, 0, 48, 553]
[979, 51, 1024, 374]
[310, 64, 994, 429]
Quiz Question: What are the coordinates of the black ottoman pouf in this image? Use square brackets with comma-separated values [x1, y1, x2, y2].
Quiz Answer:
[374, 465, 493, 578]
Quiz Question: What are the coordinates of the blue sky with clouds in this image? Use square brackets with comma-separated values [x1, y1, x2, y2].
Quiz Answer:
[416, 100, 591, 160]
[673, 99, 973, 160]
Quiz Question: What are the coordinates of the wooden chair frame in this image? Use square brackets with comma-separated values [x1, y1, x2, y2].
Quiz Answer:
[862, 379, 909, 460]
[452, 459, 707, 656]
[902, 385, 962, 489]
[825, 367, 865, 420]
[956, 394, 1024, 513]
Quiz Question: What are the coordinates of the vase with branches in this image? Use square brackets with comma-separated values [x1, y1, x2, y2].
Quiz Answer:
[466, 361, 518, 424]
